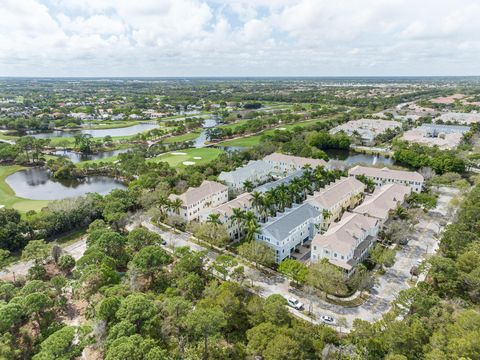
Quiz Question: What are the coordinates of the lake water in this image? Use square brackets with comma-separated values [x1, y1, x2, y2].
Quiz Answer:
[6, 167, 126, 200]
[31, 122, 159, 139]
[53, 148, 131, 163]
[193, 117, 218, 148]
[324, 149, 394, 166]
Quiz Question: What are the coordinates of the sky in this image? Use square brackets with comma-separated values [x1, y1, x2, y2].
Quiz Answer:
[1, 0, 480, 77]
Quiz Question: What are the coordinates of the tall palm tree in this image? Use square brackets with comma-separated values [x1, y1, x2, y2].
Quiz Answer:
[245, 217, 261, 242]
[169, 198, 183, 215]
[243, 180, 254, 192]
[230, 208, 245, 238]
[251, 191, 263, 215]
[207, 213, 222, 225]
[261, 193, 275, 221]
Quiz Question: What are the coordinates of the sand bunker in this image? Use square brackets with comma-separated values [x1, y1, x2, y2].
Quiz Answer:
[183, 161, 196, 165]
[278, 127, 287, 130]
[193, 156, 202, 159]
[171, 152, 187, 155]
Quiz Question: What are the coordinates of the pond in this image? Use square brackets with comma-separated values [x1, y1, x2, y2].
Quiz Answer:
[31, 122, 159, 139]
[324, 149, 394, 166]
[6, 167, 126, 200]
[53, 148, 131, 163]
[193, 116, 219, 148]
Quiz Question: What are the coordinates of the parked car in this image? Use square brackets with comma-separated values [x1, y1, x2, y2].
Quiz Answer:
[321, 315, 335, 325]
[161, 239, 167, 245]
[284, 296, 304, 310]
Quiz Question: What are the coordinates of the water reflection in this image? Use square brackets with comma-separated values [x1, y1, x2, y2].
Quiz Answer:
[31, 123, 159, 139]
[6, 167, 126, 200]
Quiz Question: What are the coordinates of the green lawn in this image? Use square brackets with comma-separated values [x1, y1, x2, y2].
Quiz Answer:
[218, 118, 327, 148]
[218, 135, 263, 147]
[150, 148, 224, 167]
[0, 165, 50, 212]
[163, 131, 201, 144]
[0, 133, 18, 142]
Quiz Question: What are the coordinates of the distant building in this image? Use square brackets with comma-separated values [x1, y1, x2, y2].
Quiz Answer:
[168, 180, 228, 221]
[256, 203, 322, 263]
[330, 119, 402, 146]
[348, 165, 424, 193]
[218, 160, 273, 192]
[401, 123, 470, 149]
[198, 193, 253, 240]
[263, 153, 328, 175]
[352, 183, 411, 226]
[306, 177, 365, 229]
[311, 212, 380, 275]
[435, 112, 480, 125]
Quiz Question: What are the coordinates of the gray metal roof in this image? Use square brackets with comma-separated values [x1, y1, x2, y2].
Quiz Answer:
[262, 203, 320, 241]
[253, 169, 305, 193]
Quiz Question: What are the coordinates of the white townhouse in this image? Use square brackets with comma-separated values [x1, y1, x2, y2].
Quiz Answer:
[311, 212, 380, 276]
[218, 160, 273, 192]
[263, 153, 328, 176]
[256, 203, 322, 263]
[168, 180, 228, 222]
[348, 166, 424, 193]
[352, 183, 411, 226]
[198, 193, 254, 240]
[306, 177, 366, 229]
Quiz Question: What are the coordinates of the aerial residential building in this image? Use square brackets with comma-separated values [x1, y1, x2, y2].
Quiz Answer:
[198, 193, 253, 240]
[401, 124, 470, 149]
[311, 212, 380, 276]
[263, 153, 328, 175]
[168, 180, 228, 221]
[352, 184, 411, 225]
[253, 170, 305, 194]
[218, 160, 273, 192]
[256, 203, 322, 263]
[435, 112, 480, 125]
[306, 177, 366, 229]
[348, 166, 424, 193]
[330, 119, 402, 146]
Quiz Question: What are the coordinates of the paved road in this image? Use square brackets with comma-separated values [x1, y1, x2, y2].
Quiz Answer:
[0, 238, 86, 281]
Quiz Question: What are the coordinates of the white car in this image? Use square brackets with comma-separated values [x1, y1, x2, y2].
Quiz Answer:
[284, 296, 304, 310]
[321, 315, 335, 325]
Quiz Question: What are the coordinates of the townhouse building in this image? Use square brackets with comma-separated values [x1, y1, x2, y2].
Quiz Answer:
[218, 160, 273, 192]
[352, 183, 411, 226]
[263, 153, 328, 175]
[348, 166, 424, 193]
[311, 212, 380, 276]
[256, 203, 322, 263]
[198, 193, 254, 240]
[306, 177, 366, 229]
[168, 180, 228, 221]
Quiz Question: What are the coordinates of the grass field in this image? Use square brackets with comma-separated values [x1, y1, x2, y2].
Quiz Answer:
[0, 165, 50, 212]
[150, 148, 224, 167]
[218, 118, 327, 148]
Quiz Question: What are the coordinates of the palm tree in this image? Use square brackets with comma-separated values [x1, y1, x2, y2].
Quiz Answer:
[243, 180, 254, 192]
[244, 217, 261, 242]
[261, 193, 275, 221]
[251, 191, 263, 214]
[169, 198, 183, 215]
[230, 208, 245, 239]
[207, 213, 222, 225]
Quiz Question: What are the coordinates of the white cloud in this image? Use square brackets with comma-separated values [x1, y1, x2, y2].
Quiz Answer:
[0, 0, 479, 76]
